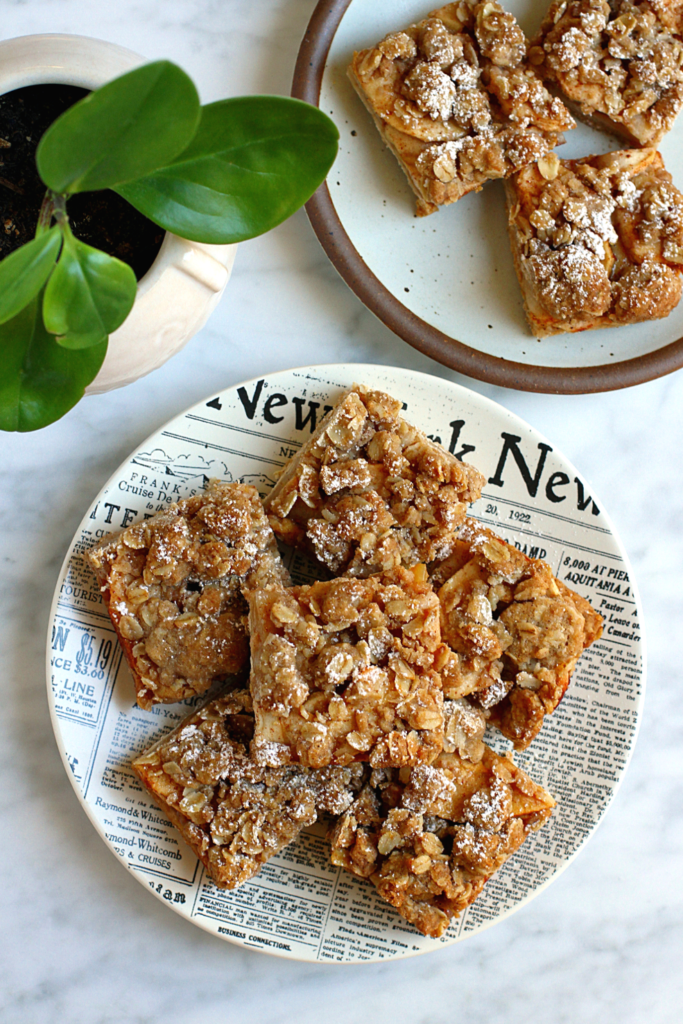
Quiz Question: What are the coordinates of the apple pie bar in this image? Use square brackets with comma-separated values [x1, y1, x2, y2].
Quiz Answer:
[348, 1, 574, 216]
[431, 518, 603, 748]
[530, 0, 683, 146]
[328, 700, 555, 937]
[88, 480, 290, 709]
[264, 384, 485, 577]
[248, 566, 449, 769]
[132, 689, 366, 889]
[504, 147, 683, 335]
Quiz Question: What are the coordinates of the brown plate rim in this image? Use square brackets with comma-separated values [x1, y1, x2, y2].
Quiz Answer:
[291, 0, 683, 394]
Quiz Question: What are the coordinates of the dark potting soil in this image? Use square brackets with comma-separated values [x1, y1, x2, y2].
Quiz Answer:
[0, 83, 164, 280]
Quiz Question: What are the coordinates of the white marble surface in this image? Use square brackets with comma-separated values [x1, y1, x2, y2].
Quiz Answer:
[1, 1, 682, 1021]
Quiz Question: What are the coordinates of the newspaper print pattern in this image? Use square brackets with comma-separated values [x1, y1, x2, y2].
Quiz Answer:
[47, 365, 645, 962]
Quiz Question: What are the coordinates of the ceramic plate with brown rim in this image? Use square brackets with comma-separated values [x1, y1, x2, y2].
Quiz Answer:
[292, 0, 683, 394]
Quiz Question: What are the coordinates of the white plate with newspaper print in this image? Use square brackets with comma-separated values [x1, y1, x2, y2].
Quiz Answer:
[47, 364, 645, 962]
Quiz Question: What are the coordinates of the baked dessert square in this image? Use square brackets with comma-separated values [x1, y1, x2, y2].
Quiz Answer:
[348, 0, 574, 216]
[431, 518, 603, 749]
[530, 0, 683, 146]
[248, 566, 449, 769]
[88, 480, 289, 709]
[328, 700, 555, 937]
[265, 384, 485, 577]
[504, 147, 683, 335]
[132, 689, 366, 889]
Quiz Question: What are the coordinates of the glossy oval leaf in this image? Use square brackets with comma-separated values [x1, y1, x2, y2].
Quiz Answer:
[37, 61, 200, 194]
[43, 230, 137, 349]
[116, 97, 339, 243]
[0, 227, 62, 325]
[0, 294, 107, 432]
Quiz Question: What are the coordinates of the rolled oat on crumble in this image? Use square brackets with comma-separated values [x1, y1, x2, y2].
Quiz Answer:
[264, 383, 485, 578]
[132, 689, 366, 889]
[88, 480, 290, 709]
[348, 0, 574, 215]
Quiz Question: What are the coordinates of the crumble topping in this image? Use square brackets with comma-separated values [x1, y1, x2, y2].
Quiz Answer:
[348, 1, 574, 215]
[132, 689, 366, 889]
[505, 147, 683, 335]
[88, 480, 289, 708]
[328, 728, 555, 937]
[248, 566, 449, 769]
[265, 384, 484, 578]
[531, 0, 683, 145]
[432, 518, 603, 749]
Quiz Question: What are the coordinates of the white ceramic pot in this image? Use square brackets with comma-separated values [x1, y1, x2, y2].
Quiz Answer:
[0, 34, 237, 393]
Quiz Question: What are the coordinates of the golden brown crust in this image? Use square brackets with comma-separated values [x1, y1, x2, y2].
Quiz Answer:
[87, 480, 289, 709]
[432, 518, 603, 749]
[248, 566, 449, 769]
[531, 0, 683, 146]
[132, 690, 366, 889]
[348, 0, 573, 215]
[328, 710, 555, 937]
[264, 384, 485, 577]
[505, 147, 683, 335]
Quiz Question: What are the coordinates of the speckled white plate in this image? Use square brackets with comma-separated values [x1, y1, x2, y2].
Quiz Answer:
[47, 364, 645, 961]
[294, 0, 683, 392]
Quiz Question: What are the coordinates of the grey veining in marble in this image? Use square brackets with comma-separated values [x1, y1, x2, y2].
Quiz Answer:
[1, 2, 682, 1022]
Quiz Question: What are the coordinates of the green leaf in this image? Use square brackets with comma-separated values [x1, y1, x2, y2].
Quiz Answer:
[0, 294, 107, 432]
[42, 228, 137, 349]
[36, 61, 200, 194]
[116, 97, 339, 243]
[0, 227, 62, 325]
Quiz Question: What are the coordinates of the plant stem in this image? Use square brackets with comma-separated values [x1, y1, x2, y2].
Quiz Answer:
[35, 190, 68, 237]
[35, 191, 55, 236]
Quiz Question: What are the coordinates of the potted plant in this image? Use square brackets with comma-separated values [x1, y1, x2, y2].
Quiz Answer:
[0, 34, 338, 432]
